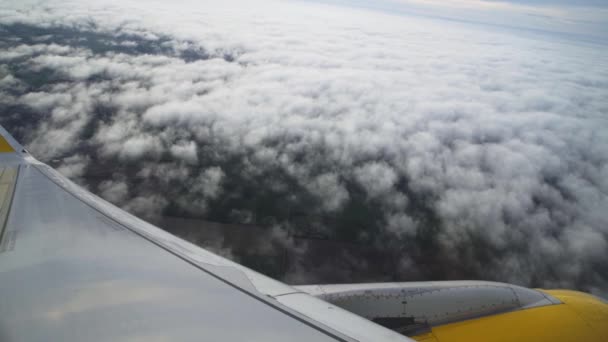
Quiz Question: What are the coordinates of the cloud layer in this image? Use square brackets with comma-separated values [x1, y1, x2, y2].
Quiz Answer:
[1, 0, 607, 295]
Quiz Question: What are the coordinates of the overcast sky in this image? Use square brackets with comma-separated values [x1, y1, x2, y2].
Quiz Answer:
[302, 0, 608, 44]
[484, 0, 607, 5]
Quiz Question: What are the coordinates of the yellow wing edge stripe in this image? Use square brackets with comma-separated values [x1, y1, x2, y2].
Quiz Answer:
[0, 136, 15, 153]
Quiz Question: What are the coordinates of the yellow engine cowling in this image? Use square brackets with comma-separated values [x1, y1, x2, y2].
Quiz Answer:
[412, 289, 608, 342]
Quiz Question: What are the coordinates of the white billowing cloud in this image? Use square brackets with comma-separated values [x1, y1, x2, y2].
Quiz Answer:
[20, 91, 72, 112]
[355, 162, 398, 198]
[99, 180, 129, 204]
[55, 154, 89, 180]
[0, 0, 606, 293]
[0, 43, 73, 61]
[386, 213, 417, 238]
[120, 134, 163, 160]
[193, 167, 225, 200]
[14, 81, 111, 159]
[306, 173, 350, 212]
[170, 141, 198, 164]
[124, 195, 168, 219]
[0, 63, 23, 90]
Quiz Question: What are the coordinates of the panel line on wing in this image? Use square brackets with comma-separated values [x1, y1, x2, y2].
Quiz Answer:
[0, 166, 19, 251]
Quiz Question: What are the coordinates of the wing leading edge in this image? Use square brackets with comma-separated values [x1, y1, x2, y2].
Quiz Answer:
[0, 126, 412, 342]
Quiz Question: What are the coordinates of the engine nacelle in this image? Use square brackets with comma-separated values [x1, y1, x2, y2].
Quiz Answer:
[295, 280, 561, 335]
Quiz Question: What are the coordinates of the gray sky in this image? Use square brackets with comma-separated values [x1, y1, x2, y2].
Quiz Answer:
[484, 0, 608, 6]
[299, 0, 608, 44]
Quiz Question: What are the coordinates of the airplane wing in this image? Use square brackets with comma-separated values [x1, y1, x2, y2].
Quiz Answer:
[0, 125, 412, 342]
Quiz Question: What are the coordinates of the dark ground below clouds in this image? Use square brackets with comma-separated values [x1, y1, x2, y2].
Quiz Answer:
[155, 215, 412, 284]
